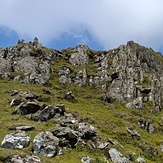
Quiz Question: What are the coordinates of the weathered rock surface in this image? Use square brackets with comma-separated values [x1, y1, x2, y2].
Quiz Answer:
[3, 155, 41, 163]
[108, 148, 131, 163]
[81, 156, 92, 163]
[1, 130, 30, 149]
[33, 131, 59, 157]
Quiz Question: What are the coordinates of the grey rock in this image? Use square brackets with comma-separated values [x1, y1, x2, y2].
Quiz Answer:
[136, 157, 146, 163]
[126, 97, 144, 110]
[69, 45, 89, 66]
[126, 127, 140, 140]
[1, 130, 30, 149]
[138, 120, 155, 134]
[9, 125, 35, 131]
[108, 148, 131, 163]
[27, 104, 65, 121]
[78, 122, 96, 139]
[51, 127, 78, 147]
[98, 142, 110, 150]
[145, 146, 158, 155]
[12, 102, 41, 115]
[10, 98, 24, 106]
[3, 155, 41, 163]
[33, 131, 59, 157]
[81, 156, 92, 163]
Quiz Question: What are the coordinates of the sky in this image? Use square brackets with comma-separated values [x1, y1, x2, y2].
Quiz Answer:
[0, 0, 163, 53]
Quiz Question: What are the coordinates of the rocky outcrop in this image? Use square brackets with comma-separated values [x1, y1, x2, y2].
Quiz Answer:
[0, 38, 58, 84]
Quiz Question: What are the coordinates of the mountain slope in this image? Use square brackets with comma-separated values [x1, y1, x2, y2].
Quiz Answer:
[0, 39, 163, 162]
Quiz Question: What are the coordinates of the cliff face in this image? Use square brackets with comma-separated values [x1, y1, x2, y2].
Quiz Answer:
[1, 39, 163, 113]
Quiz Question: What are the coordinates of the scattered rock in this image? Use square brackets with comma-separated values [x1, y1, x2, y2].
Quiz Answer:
[1, 130, 30, 149]
[138, 120, 155, 134]
[81, 156, 92, 163]
[33, 131, 59, 157]
[136, 157, 146, 163]
[145, 146, 158, 155]
[126, 127, 140, 140]
[27, 104, 65, 121]
[64, 91, 77, 103]
[108, 148, 131, 163]
[51, 127, 78, 148]
[78, 122, 96, 139]
[3, 155, 41, 163]
[10, 98, 24, 106]
[12, 102, 41, 115]
[8, 124, 35, 131]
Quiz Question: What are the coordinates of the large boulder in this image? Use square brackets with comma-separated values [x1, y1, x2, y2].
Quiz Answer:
[1, 130, 30, 149]
[33, 131, 59, 157]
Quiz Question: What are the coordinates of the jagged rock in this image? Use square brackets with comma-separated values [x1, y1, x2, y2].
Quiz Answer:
[145, 146, 158, 155]
[57, 112, 78, 127]
[74, 69, 87, 86]
[78, 122, 96, 139]
[81, 156, 92, 163]
[58, 66, 71, 76]
[136, 157, 146, 163]
[26, 104, 65, 121]
[108, 148, 131, 163]
[126, 127, 140, 140]
[98, 142, 110, 150]
[98, 139, 115, 150]
[8, 124, 35, 131]
[126, 97, 144, 110]
[64, 91, 77, 102]
[1, 130, 30, 149]
[51, 127, 78, 148]
[3, 155, 41, 163]
[10, 98, 24, 106]
[138, 120, 155, 134]
[12, 102, 41, 115]
[33, 131, 59, 157]
[69, 45, 89, 66]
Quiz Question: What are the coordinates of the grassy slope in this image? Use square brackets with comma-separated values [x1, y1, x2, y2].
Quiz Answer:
[0, 79, 163, 163]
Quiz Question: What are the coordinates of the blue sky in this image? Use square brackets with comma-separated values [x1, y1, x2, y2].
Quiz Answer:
[0, 0, 163, 53]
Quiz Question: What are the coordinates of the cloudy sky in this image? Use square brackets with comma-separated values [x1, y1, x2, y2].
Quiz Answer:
[0, 0, 163, 53]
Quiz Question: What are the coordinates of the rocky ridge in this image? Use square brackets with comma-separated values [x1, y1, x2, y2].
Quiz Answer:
[1, 39, 163, 162]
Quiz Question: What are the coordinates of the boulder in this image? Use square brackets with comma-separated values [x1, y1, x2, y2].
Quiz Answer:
[27, 104, 65, 121]
[1, 130, 30, 149]
[78, 122, 96, 139]
[108, 148, 131, 163]
[12, 102, 41, 115]
[51, 127, 78, 148]
[33, 131, 59, 157]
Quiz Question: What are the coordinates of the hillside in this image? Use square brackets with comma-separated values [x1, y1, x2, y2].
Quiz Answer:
[0, 38, 163, 162]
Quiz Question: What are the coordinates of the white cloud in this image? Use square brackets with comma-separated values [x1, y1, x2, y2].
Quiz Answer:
[0, 0, 163, 51]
